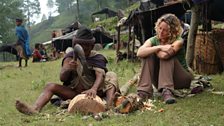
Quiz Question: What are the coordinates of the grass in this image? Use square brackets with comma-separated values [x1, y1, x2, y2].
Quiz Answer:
[0, 49, 224, 126]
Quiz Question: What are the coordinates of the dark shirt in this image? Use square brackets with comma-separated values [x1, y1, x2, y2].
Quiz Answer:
[62, 51, 108, 72]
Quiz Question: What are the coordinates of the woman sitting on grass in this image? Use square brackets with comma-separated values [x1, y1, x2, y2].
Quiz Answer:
[136, 13, 193, 104]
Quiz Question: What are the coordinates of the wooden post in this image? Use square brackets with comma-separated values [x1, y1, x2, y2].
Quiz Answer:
[3, 52, 6, 61]
[76, 0, 80, 20]
[132, 33, 135, 61]
[127, 25, 131, 59]
[186, 3, 200, 67]
[138, 16, 145, 43]
[116, 26, 121, 62]
[100, 32, 103, 45]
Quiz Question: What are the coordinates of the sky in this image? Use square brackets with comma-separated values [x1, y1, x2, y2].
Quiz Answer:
[34, 0, 58, 23]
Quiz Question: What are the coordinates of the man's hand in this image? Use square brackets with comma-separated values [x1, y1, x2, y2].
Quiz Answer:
[68, 59, 78, 70]
[60, 58, 78, 82]
[62, 58, 79, 70]
[82, 88, 97, 98]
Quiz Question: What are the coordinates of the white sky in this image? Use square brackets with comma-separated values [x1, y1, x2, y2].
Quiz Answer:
[34, 0, 59, 23]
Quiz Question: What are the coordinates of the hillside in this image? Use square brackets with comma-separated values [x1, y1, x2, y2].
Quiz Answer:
[30, 11, 79, 45]
[30, 3, 139, 46]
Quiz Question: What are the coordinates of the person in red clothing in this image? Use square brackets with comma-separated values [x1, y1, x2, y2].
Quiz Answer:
[32, 43, 46, 62]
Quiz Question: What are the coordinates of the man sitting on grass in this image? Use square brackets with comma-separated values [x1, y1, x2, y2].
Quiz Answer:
[15, 27, 119, 115]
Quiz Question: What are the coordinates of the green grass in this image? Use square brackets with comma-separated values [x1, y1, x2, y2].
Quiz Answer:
[0, 50, 224, 126]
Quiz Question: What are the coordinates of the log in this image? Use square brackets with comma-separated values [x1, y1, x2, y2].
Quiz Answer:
[120, 73, 140, 95]
[68, 94, 106, 114]
[114, 93, 142, 114]
[114, 96, 132, 113]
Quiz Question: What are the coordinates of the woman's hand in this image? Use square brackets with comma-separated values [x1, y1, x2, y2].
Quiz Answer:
[156, 51, 170, 59]
[159, 44, 173, 52]
[156, 44, 175, 59]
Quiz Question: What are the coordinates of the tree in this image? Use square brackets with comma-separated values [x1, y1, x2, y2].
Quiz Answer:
[96, 0, 102, 10]
[22, 0, 41, 30]
[47, 0, 54, 18]
[41, 14, 47, 21]
[0, 0, 24, 44]
[55, 0, 75, 13]
[114, 0, 129, 9]
[95, 0, 111, 10]
[76, 0, 79, 20]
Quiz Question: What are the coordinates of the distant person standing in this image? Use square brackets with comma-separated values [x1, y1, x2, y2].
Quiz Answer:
[15, 18, 31, 67]
[51, 30, 58, 59]
[51, 30, 57, 39]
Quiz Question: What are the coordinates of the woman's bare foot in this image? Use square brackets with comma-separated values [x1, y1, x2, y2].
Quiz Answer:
[15, 100, 38, 115]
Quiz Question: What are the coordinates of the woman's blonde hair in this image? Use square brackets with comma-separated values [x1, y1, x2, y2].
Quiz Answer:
[155, 13, 183, 44]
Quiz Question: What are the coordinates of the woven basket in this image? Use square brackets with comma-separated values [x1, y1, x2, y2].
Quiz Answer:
[193, 29, 224, 74]
[212, 29, 224, 69]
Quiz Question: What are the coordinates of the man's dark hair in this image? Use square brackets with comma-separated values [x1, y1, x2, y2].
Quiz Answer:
[72, 27, 95, 46]
[75, 26, 94, 39]
[35, 43, 40, 49]
[16, 18, 23, 22]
